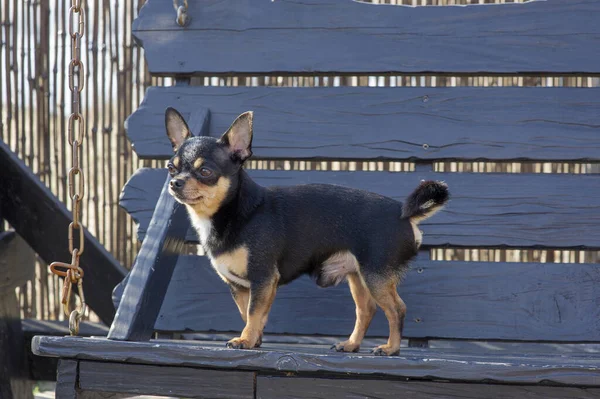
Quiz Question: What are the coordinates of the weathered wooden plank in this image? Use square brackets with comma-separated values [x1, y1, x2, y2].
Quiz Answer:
[55, 360, 78, 399]
[257, 376, 600, 399]
[119, 168, 193, 242]
[121, 168, 600, 248]
[108, 106, 210, 341]
[32, 336, 600, 386]
[54, 360, 131, 399]
[0, 140, 127, 325]
[126, 86, 600, 161]
[182, 333, 600, 356]
[21, 320, 108, 381]
[0, 317, 14, 399]
[107, 174, 189, 341]
[78, 361, 254, 399]
[0, 231, 35, 399]
[0, 232, 34, 295]
[154, 255, 600, 342]
[132, 0, 600, 75]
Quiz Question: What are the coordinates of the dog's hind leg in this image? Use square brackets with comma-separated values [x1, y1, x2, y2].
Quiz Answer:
[366, 278, 406, 356]
[332, 273, 376, 353]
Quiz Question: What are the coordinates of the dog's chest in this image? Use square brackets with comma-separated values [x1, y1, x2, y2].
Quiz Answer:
[188, 213, 213, 245]
[188, 213, 250, 288]
[208, 248, 251, 288]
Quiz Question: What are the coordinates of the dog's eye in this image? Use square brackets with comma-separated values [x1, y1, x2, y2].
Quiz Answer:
[167, 164, 177, 175]
[199, 167, 212, 177]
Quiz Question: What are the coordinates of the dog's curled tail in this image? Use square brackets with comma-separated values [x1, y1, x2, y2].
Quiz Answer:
[402, 180, 450, 224]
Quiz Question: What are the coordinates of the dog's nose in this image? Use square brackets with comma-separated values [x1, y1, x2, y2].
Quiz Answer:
[170, 178, 184, 190]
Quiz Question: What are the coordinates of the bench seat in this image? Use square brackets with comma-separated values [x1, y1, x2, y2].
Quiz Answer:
[32, 335, 600, 386]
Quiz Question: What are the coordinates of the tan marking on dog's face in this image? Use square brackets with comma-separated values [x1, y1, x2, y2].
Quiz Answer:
[193, 157, 204, 169]
[211, 245, 249, 287]
[184, 176, 231, 217]
[172, 156, 180, 168]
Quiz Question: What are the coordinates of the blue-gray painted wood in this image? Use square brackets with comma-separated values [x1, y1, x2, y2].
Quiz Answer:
[0, 139, 127, 325]
[181, 333, 600, 356]
[107, 173, 189, 341]
[21, 320, 109, 381]
[120, 168, 600, 249]
[132, 0, 600, 75]
[256, 376, 600, 399]
[119, 168, 194, 242]
[31, 336, 600, 386]
[126, 86, 600, 161]
[55, 360, 78, 399]
[153, 255, 600, 342]
[0, 232, 34, 295]
[108, 104, 210, 341]
[78, 361, 254, 399]
[111, 274, 127, 311]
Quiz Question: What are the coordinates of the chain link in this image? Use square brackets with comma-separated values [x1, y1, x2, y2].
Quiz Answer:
[50, 0, 87, 336]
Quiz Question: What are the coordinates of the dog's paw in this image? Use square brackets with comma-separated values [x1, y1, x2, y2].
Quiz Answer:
[330, 340, 360, 353]
[255, 334, 263, 348]
[226, 337, 255, 349]
[371, 345, 400, 356]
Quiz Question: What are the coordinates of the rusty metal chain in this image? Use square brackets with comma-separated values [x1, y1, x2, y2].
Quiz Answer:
[49, 0, 87, 336]
[173, 0, 189, 27]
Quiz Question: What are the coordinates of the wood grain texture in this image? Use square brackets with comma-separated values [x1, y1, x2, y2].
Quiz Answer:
[22, 320, 108, 382]
[32, 336, 600, 386]
[257, 376, 600, 399]
[0, 297, 16, 399]
[132, 0, 600, 75]
[78, 361, 254, 399]
[121, 168, 600, 248]
[0, 140, 127, 325]
[0, 232, 34, 294]
[107, 175, 189, 341]
[0, 244, 34, 398]
[55, 360, 78, 399]
[126, 86, 600, 161]
[154, 255, 600, 342]
[119, 168, 193, 242]
[182, 334, 600, 356]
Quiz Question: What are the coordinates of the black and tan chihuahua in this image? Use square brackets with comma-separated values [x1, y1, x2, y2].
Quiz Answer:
[165, 107, 449, 356]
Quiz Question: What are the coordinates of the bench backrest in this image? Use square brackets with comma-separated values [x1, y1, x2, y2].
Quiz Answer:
[119, 0, 600, 344]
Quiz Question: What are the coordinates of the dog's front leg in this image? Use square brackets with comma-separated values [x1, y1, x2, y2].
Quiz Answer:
[228, 285, 263, 347]
[227, 275, 278, 349]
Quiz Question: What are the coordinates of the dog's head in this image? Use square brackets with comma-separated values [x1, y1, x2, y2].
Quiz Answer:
[164, 107, 253, 217]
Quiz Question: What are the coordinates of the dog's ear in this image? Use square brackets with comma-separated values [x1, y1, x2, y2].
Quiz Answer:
[165, 107, 191, 152]
[219, 111, 253, 162]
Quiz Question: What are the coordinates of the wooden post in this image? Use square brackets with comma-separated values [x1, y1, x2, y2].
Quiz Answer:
[107, 176, 190, 341]
[108, 107, 209, 341]
[0, 231, 35, 399]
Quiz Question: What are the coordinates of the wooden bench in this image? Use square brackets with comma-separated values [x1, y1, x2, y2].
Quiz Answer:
[33, 1, 600, 398]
